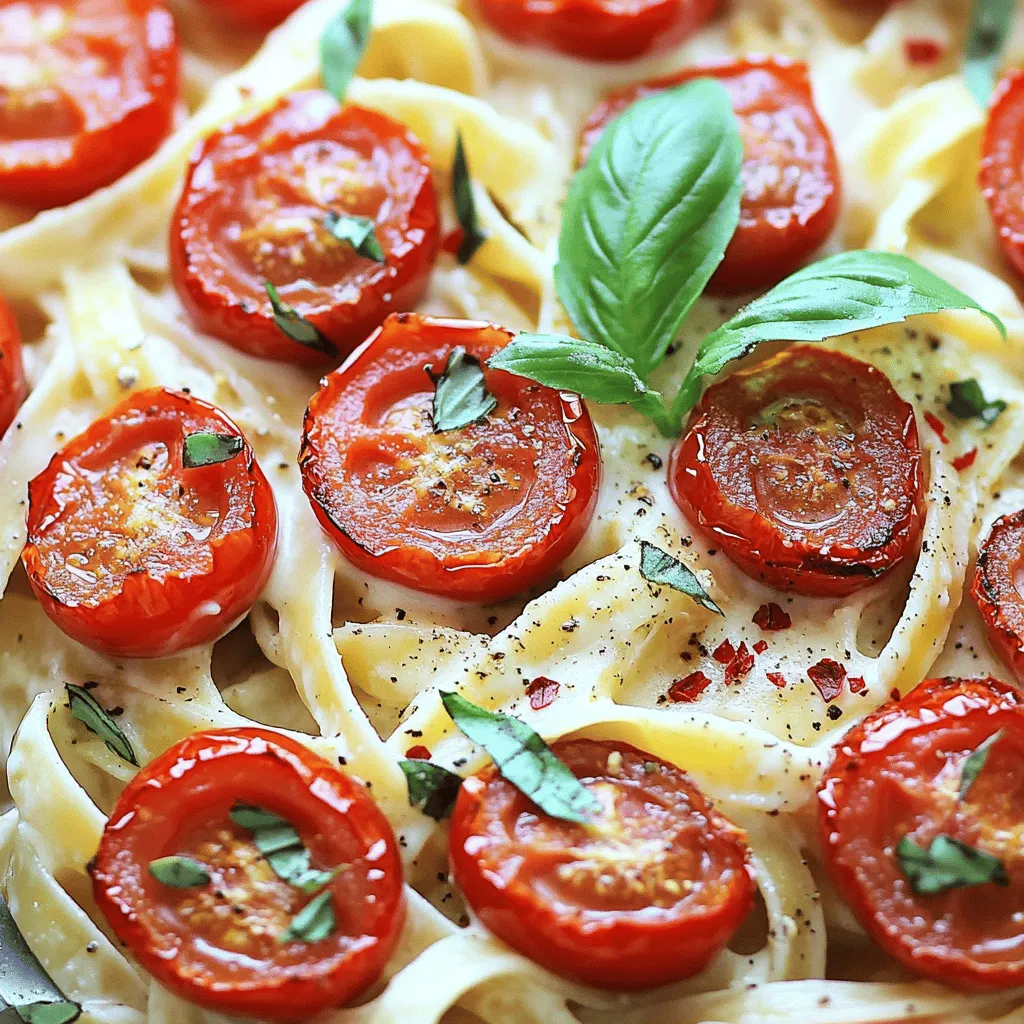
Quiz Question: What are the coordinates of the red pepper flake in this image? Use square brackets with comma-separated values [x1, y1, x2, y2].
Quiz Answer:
[924, 411, 948, 444]
[848, 676, 867, 695]
[712, 639, 736, 664]
[890, 687, 901, 702]
[808, 658, 846, 702]
[767, 672, 787, 689]
[441, 226, 465, 256]
[904, 37, 943, 64]
[724, 641, 755, 685]
[668, 671, 713, 703]
[405, 744, 431, 760]
[753, 639, 769, 655]
[952, 447, 978, 472]
[752, 602, 792, 632]
[527, 676, 560, 710]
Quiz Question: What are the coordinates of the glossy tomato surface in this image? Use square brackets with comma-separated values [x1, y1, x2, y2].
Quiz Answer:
[23, 387, 277, 658]
[198, 0, 304, 29]
[579, 57, 840, 294]
[450, 739, 755, 989]
[171, 91, 439, 365]
[92, 727, 405, 1021]
[299, 312, 601, 602]
[819, 677, 1024, 989]
[477, 0, 718, 61]
[981, 70, 1024, 282]
[670, 346, 925, 597]
[972, 510, 1024, 682]
[0, 0, 179, 208]
[0, 294, 26, 434]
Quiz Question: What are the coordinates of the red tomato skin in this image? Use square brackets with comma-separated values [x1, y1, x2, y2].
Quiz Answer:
[299, 313, 601, 603]
[477, 0, 719, 62]
[980, 70, 1024, 282]
[579, 57, 841, 294]
[669, 345, 925, 597]
[449, 739, 755, 990]
[972, 510, 1024, 683]
[91, 727, 405, 1021]
[0, 0, 179, 209]
[22, 388, 277, 658]
[818, 677, 1024, 990]
[0, 295, 26, 435]
[198, 0, 304, 29]
[170, 93, 440, 365]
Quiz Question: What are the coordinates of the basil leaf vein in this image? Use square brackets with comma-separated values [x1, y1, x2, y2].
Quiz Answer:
[964, 0, 1015, 106]
[639, 541, 723, 616]
[320, 0, 373, 101]
[897, 834, 1007, 894]
[430, 347, 497, 432]
[282, 888, 335, 944]
[265, 282, 338, 358]
[323, 212, 385, 262]
[452, 131, 487, 265]
[959, 730, 1004, 799]
[399, 760, 462, 821]
[65, 684, 137, 766]
[148, 856, 210, 889]
[182, 432, 243, 469]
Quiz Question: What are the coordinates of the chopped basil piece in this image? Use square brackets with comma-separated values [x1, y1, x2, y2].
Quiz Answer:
[230, 803, 335, 894]
[182, 432, 243, 469]
[282, 888, 335, 944]
[451, 131, 486, 264]
[65, 684, 137, 766]
[963, 0, 1015, 106]
[229, 804, 287, 830]
[320, 0, 372, 101]
[429, 347, 497, 432]
[639, 541, 723, 616]
[323, 212, 385, 262]
[440, 692, 600, 823]
[148, 856, 211, 889]
[264, 282, 338, 358]
[959, 730, 1004, 799]
[897, 834, 1008, 895]
[13, 1006, 82, 1024]
[399, 760, 462, 821]
[946, 378, 1006, 426]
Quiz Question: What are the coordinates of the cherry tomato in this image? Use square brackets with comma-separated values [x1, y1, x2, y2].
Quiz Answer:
[972, 510, 1024, 682]
[669, 346, 925, 597]
[299, 312, 600, 602]
[22, 387, 277, 658]
[0, 0, 179, 208]
[579, 57, 841, 294]
[476, 0, 718, 62]
[171, 91, 439, 365]
[449, 739, 755, 989]
[819, 677, 1024, 989]
[981, 70, 1024, 282]
[0, 294, 26, 434]
[91, 727, 405, 1021]
[197, 0, 304, 30]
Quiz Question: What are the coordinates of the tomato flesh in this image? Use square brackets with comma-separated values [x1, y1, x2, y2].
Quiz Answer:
[171, 92, 439, 364]
[579, 57, 841, 294]
[299, 312, 601, 602]
[91, 727, 405, 1021]
[198, 0, 304, 30]
[0, 0, 179, 208]
[980, 70, 1024, 282]
[972, 510, 1024, 683]
[670, 346, 925, 597]
[449, 739, 755, 990]
[0, 294, 26, 434]
[819, 677, 1024, 989]
[22, 387, 278, 658]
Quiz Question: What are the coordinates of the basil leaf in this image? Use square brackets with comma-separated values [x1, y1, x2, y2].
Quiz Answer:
[556, 79, 743, 381]
[959, 730, 1004, 799]
[399, 760, 462, 821]
[320, 0, 372, 101]
[148, 856, 210, 889]
[440, 692, 600, 823]
[639, 541, 723, 616]
[65, 684, 137, 766]
[675, 251, 1007, 421]
[430, 347, 497, 432]
[323, 212, 385, 262]
[452, 132, 487, 264]
[0, 896, 80, 1024]
[282, 889, 335, 944]
[897, 834, 1008, 894]
[964, 0, 1014, 106]
[182, 432, 243, 469]
[252, 825, 303, 856]
[265, 283, 339, 358]
[947, 378, 1006, 426]
[229, 804, 288, 830]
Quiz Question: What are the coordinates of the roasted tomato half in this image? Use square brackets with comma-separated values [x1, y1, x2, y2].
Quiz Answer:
[449, 739, 755, 989]
[980, 70, 1024, 282]
[579, 57, 841, 294]
[92, 727, 405, 1021]
[171, 91, 439, 365]
[819, 677, 1024, 989]
[0, 0, 179, 208]
[0, 294, 26, 434]
[670, 345, 925, 597]
[476, 0, 719, 62]
[972, 510, 1024, 682]
[22, 387, 277, 658]
[198, 0, 304, 30]
[299, 312, 600, 603]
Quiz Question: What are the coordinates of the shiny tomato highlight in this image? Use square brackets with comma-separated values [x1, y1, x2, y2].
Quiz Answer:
[449, 739, 755, 989]
[670, 346, 925, 597]
[23, 387, 277, 658]
[0, 0, 179, 208]
[299, 312, 601, 603]
[819, 677, 1024, 989]
[972, 510, 1024, 683]
[171, 92, 439, 364]
[0, 293, 26, 434]
[579, 57, 841, 294]
[92, 727, 405, 1021]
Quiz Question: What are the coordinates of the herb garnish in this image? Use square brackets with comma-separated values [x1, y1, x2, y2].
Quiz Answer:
[320, 0, 373, 101]
[451, 131, 487, 265]
[65, 684, 137, 766]
[148, 856, 211, 889]
[264, 282, 339, 358]
[282, 889, 335, 944]
[399, 760, 463, 820]
[639, 541, 723, 616]
[429, 347, 497, 432]
[323, 212, 385, 262]
[963, 0, 1014, 106]
[897, 834, 1008, 894]
[946, 378, 1006, 426]
[959, 730, 1004, 799]
[182, 432, 243, 469]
